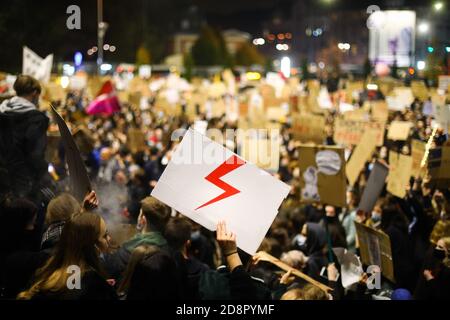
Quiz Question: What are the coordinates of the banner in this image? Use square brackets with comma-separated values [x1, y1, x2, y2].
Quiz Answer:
[151, 129, 290, 254]
[298, 145, 346, 207]
[239, 130, 280, 173]
[387, 151, 412, 198]
[334, 119, 385, 146]
[387, 121, 413, 141]
[51, 106, 91, 202]
[355, 222, 395, 283]
[22, 46, 53, 83]
[370, 101, 389, 123]
[358, 161, 389, 213]
[291, 113, 326, 144]
[346, 130, 378, 186]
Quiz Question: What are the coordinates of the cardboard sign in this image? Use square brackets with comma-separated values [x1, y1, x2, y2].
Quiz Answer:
[434, 104, 450, 134]
[334, 119, 385, 147]
[387, 121, 413, 141]
[387, 151, 412, 198]
[386, 87, 414, 110]
[239, 130, 280, 173]
[127, 128, 146, 154]
[355, 222, 395, 283]
[343, 109, 369, 121]
[438, 75, 450, 92]
[411, 139, 426, 177]
[358, 161, 389, 213]
[411, 80, 429, 102]
[428, 146, 450, 186]
[51, 106, 91, 202]
[151, 129, 290, 254]
[346, 130, 378, 186]
[291, 113, 326, 144]
[371, 101, 389, 123]
[298, 145, 346, 207]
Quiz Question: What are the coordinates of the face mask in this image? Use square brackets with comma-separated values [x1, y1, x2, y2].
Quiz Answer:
[433, 248, 446, 261]
[371, 212, 381, 223]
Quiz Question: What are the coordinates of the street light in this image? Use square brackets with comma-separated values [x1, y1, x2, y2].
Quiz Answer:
[433, 2, 443, 11]
[418, 22, 429, 34]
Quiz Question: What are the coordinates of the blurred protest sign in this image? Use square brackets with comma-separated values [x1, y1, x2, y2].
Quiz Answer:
[22, 46, 53, 83]
[370, 101, 389, 123]
[411, 80, 428, 102]
[355, 222, 395, 283]
[69, 74, 88, 90]
[358, 161, 389, 213]
[193, 120, 208, 135]
[151, 129, 290, 254]
[346, 130, 378, 186]
[342, 108, 368, 121]
[291, 113, 325, 144]
[332, 247, 364, 289]
[387, 151, 412, 198]
[334, 119, 385, 146]
[387, 121, 413, 141]
[298, 144, 346, 207]
[434, 103, 450, 133]
[386, 87, 414, 110]
[427, 146, 450, 187]
[266, 106, 288, 122]
[411, 140, 426, 178]
[317, 87, 333, 109]
[42, 82, 66, 104]
[51, 106, 91, 202]
[239, 130, 280, 173]
[344, 81, 364, 103]
[438, 75, 450, 92]
[127, 128, 146, 154]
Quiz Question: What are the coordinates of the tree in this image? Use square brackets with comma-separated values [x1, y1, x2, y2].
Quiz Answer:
[191, 26, 222, 66]
[234, 42, 266, 67]
[136, 44, 151, 65]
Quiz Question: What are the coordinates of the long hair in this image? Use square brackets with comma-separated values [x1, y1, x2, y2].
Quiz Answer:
[18, 212, 104, 299]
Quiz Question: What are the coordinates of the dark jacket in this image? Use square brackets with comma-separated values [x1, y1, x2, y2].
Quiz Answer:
[304, 223, 329, 282]
[0, 97, 49, 199]
[31, 270, 118, 300]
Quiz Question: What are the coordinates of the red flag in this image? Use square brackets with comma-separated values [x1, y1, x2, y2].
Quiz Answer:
[86, 80, 121, 115]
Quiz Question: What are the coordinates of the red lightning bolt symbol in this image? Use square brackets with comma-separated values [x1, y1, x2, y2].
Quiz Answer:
[195, 155, 245, 210]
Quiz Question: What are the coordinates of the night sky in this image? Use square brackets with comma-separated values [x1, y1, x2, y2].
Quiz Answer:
[0, 0, 440, 72]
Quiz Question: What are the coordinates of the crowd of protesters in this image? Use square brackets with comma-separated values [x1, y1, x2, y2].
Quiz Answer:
[0, 74, 449, 300]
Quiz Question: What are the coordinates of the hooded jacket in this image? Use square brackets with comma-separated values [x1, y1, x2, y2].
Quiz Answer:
[0, 96, 49, 198]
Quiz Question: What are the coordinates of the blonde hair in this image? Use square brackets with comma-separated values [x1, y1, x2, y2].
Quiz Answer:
[430, 220, 450, 245]
[281, 288, 304, 300]
[45, 193, 81, 224]
[440, 237, 450, 268]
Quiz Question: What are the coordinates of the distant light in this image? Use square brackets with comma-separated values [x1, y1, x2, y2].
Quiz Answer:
[253, 38, 265, 45]
[408, 67, 415, 75]
[338, 43, 344, 50]
[313, 30, 319, 37]
[92, 46, 98, 53]
[343, 43, 351, 50]
[280, 57, 291, 78]
[60, 76, 70, 89]
[318, 62, 325, 69]
[246, 72, 261, 81]
[74, 51, 83, 67]
[100, 63, 113, 72]
[109, 45, 116, 52]
[285, 33, 292, 39]
[87, 49, 93, 56]
[103, 44, 110, 51]
[417, 60, 426, 70]
[63, 64, 75, 76]
[277, 33, 285, 40]
[316, 28, 322, 35]
[367, 83, 378, 91]
[427, 46, 434, 53]
[276, 44, 289, 51]
[338, 43, 351, 51]
[268, 34, 275, 41]
[305, 28, 312, 36]
[418, 22, 429, 34]
[434, 2, 443, 11]
[446, 46, 450, 53]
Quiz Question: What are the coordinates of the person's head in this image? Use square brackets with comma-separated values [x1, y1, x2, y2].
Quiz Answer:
[302, 284, 330, 300]
[13, 75, 41, 105]
[0, 197, 38, 253]
[435, 237, 450, 267]
[117, 245, 160, 295]
[126, 249, 180, 300]
[164, 217, 192, 255]
[137, 197, 170, 233]
[325, 205, 336, 217]
[430, 220, 450, 245]
[45, 193, 81, 225]
[302, 223, 327, 255]
[280, 250, 308, 270]
[281, 288, 304, 300]
[18, 212, 109, 299]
